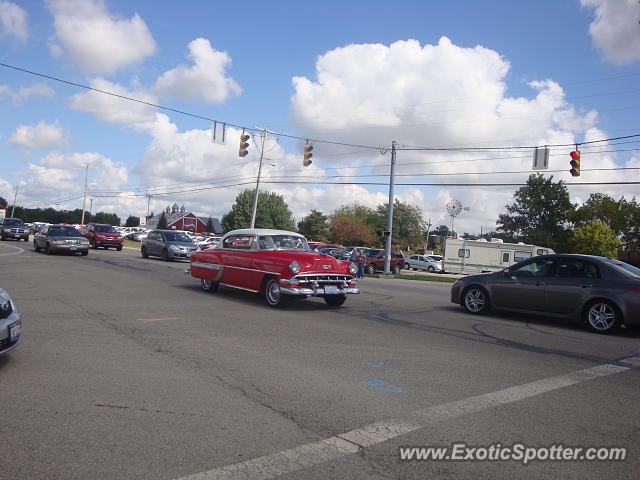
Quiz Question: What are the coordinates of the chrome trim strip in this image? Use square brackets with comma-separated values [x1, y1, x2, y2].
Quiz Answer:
[191, 262, 223, 271]
[219, 283, 259, 293]
[224, 265, 281, 276]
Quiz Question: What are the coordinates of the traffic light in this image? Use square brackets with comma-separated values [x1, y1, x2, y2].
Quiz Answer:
[303, 144, 313, 166]
[570, 150, 580, 177]
[239, 132, 250, 157]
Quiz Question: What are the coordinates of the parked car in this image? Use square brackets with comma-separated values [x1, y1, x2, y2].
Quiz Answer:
[197, 236, 221, 250]
[188, 228, 359, 307]
[451, 254, 640, 333]
[141, 229, 198, 261]
[404, 254, 444, 273]
[0, 287, 21, 354]
[33, 224, 90, 255]
[0, 218, 29, 242]
[363, 248, 405, 274]
[82, 223, 124, 250]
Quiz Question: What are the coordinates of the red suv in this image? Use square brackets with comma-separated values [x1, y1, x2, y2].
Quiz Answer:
[82, 223, 124, 250]
[363, 248, 405, 274]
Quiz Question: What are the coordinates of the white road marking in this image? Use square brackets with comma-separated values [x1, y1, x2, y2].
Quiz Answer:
[0, 243, 26, 256]
[175, 360, 636, 480]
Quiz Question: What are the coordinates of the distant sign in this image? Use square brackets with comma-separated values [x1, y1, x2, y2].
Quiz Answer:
[139, 216, 146, 226]
[0, 208, 5, 220]
[533, 147, 549, 170]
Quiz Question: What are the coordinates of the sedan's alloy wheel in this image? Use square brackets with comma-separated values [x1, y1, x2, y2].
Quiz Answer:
[464, 287, 487, 314]
[586, 302, 619, 333]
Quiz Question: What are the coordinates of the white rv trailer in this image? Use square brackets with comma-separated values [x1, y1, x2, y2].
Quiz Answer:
[443, 237, 554, 275]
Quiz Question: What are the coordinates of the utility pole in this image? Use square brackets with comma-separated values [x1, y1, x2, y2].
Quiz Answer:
[80, 163, 89, 227]
[10, 185, 19, 218]
[383, 141, 397, 275]
[89, 198, 94, 216]
[250, 127, 277, 229]
[146, 194, 152, 218]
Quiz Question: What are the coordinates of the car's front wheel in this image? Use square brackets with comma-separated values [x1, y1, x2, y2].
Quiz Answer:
[161, 249, 171, 262]
[324, 295, 346, 307]
[201, 279, 218, 293]
[141, 246, 149, 258]
[263, 277, 288, 308]
[404, 262, 410, 270]
[584, 300, 621, 333]
[34, 240, 41, 252]
[45, 243, 53, 255]
[427, 265, 435, 273]
[81, 250, 88, 256]
[463, 286, 490, 314]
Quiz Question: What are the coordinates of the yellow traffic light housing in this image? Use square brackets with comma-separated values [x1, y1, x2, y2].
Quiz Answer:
[303, 144, 313, 166]
[239, 131, 250, 157]
[570, 150, 580, 177]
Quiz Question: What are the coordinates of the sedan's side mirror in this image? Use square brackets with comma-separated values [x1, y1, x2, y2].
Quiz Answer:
[503, 268, 511, 277]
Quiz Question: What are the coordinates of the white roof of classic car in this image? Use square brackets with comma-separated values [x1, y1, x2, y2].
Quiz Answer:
[223, 228, 305, 238]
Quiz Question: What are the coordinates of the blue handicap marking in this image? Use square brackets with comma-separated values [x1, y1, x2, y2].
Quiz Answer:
[361, 379, 405, 393]
[366, 361, 385, 367]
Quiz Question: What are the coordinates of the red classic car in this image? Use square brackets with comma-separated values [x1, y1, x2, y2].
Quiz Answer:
[187, 229, 359, 307]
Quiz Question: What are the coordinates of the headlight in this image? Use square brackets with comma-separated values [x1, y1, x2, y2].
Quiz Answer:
[51, 239, 64, 244]
[289, 261, 301, 274]
[349, 262, 358, 275]
[169, 244, 180, 251]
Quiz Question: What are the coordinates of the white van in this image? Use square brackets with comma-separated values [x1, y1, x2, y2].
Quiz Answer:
[443, 237, 554, 274]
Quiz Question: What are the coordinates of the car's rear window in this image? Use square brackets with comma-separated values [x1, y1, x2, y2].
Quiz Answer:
[604, 258, 640, 278]
[3, 219, 24, 226]
[365, 249, 382, 257]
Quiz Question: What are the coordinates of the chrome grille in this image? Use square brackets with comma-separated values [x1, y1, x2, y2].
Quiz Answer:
[294, 274, 353, 284]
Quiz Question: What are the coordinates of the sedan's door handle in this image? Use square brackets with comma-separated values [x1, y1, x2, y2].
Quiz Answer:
[582, 285, 593, 288]
[535, 282, 545, 286]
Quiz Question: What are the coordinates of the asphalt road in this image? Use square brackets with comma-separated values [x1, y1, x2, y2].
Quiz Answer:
[1, 240, 639, 479]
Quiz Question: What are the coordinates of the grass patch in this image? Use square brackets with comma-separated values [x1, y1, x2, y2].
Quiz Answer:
[124, 239, 141, 249]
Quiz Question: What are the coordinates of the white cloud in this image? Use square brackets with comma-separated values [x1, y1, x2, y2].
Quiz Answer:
[0, 82, 55, 105]
[70, 77, 161, 131]
[288, 37, 638, 235]
[46, 0, 156, 74]
[581, 0, 640, 65]
[0, 1, 28, 42]
[9, 121, 68, 152]
[152, 38, 242, 104]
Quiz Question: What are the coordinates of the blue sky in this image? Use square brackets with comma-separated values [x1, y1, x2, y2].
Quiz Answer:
[1, 0, 639, 232]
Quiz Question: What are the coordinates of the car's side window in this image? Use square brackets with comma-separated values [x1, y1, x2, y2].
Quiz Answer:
[258, 236, 274, 250]
[223, 235, 254, 250]
[556, 260, 600, 279]
[511, 259, 556, 277]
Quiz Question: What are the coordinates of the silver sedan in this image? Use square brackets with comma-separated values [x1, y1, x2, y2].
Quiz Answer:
[0, 288, 21, 354]
[451, 254, 640, 333]
[33, 224, 90, 256]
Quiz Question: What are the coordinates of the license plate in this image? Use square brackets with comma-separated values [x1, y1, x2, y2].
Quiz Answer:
[9, 322, 21, 342]
[70, 247, 77, 251]
[324, 285, 339, 294]
[14, 234, 20, 238]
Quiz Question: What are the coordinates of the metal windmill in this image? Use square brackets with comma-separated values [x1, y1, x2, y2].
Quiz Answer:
[446, 199, 463, 237]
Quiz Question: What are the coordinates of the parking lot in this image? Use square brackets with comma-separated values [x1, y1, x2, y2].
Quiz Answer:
[1, 240, 639, 479]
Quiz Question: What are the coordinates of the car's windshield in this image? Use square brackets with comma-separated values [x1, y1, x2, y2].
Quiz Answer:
[164, 232, 192, 242]
[365, 249, 381, 257]
[3, 219, 24, 226]
[259, 234, 308, 251]
[604, 258, 640, 278]
[95, 225, 117, 233]
[49, 226, 81, 236]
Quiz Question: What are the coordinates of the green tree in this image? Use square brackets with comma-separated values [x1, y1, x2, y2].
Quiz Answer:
[568, 222, 620, 258]
[497, 173, 573, 250]
[332, 203, 384, 232]
[619, 197, 640, 251]
[91, 211, 121, 226]
[432, 225, 451, 237]
[157, 211, 168, 229]
[297, 209, 329, 241]
[376, 199, 427, 250]
[329, 216, 375, 245]
[221, 189, 295, 232]
[571, 193, 623, 231]
[125, 215, 140, 227]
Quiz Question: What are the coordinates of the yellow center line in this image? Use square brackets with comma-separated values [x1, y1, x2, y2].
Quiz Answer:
[138, 317, 180, 323]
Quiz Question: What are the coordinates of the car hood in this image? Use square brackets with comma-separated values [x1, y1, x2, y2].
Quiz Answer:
[265, 250, 349, 271]
[168, 241, 197, 248]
